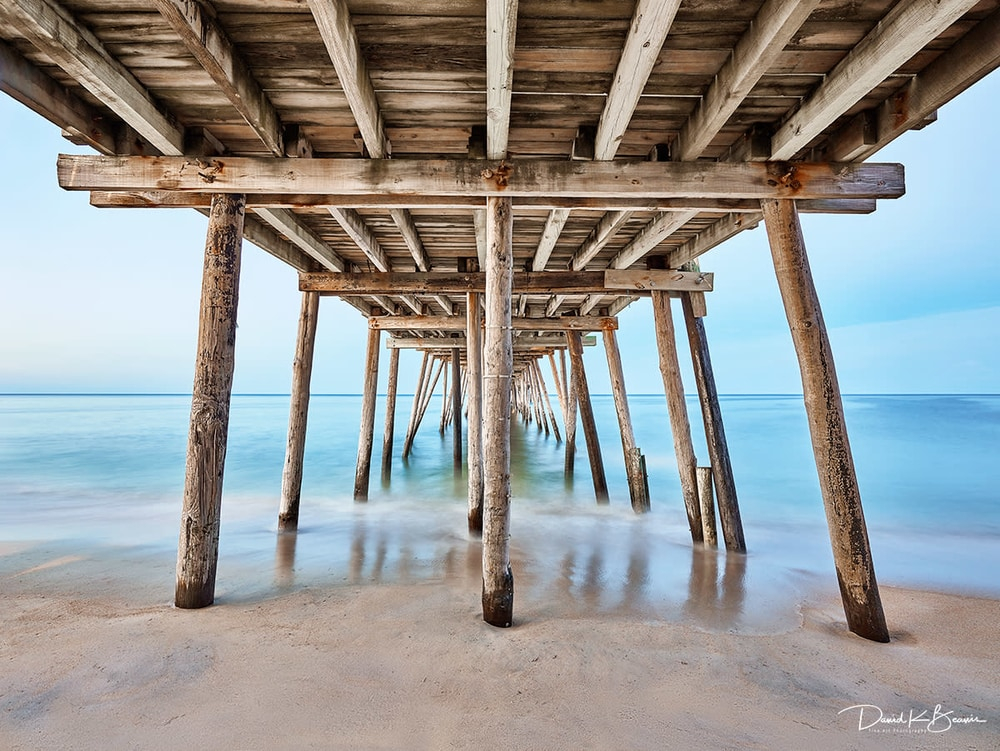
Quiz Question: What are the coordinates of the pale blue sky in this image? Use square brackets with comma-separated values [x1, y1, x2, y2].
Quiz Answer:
[1, 70, 997, 395]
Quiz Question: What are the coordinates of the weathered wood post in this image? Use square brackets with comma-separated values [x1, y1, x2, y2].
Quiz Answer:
[761, 198, 889, 643]
[353, 325, 381, 501]
[402, 352, 429, 460]
[681, 292, 746, 552]
[175, 192, 246, 609]
[278, 290, 320, 531]
[567, 330, 609, 503]
[696, 466, 718, 548]
[380, 346, 400, 483]
[603, 326, 650, 513]
[534, 359, 561, 441]
[439, 356, 450, 433]
[467, 291, 485, 533]
[482, 195, 514, 627]
[451, 346, 463, 470]
[651, 290, 703, 543]
[557, 349, 577, 475]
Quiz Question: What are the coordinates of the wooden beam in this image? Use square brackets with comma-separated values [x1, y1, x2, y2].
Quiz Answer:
[254, 208, 346, 272]
[568, 210, 633, 271]
[60, 156, 906, 201]
[174, 193, 245, 609]
[761, 197, 889, 643]
[770, 0, 981, 160]
[531, 208, 570, 272]
[152, 0, 284, 156]
[0, 40, 117, 154]
[674, 0, 819, 161]
[388, 208, 432, 272]
[278, 291, 320, 531]
[240, 214, 316, 273]
[89, 191, 878, 214]
[668, 212, 762, 269]
[486, 0, 519, 159]
[595, 0, 683, 160]
[369, 315, 618, 332]
[608, 211, 699, 270]
[824, 8, 1000, 162]
[299, 270, 712, 295]
[386, 334, 593, 351]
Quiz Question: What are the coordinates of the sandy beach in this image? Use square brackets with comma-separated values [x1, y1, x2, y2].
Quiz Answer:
[1, 535, 997, 751]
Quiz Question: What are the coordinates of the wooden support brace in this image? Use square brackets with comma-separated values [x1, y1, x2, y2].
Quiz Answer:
[380, 346, 400, 484]
[567, 330, 609, 504]
[353, 326, 381, 501]
[603, 327, 650, 513]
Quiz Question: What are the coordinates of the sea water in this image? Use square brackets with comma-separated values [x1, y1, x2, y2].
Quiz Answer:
[1, 394, 998, 625]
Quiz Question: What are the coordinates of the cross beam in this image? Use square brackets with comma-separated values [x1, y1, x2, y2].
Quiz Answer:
[369, 315, 618, 332]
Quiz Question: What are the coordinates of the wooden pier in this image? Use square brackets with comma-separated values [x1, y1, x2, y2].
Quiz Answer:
[3, 0, 998, 642]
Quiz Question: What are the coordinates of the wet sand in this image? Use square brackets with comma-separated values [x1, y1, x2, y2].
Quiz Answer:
[1, 533, 998, 751]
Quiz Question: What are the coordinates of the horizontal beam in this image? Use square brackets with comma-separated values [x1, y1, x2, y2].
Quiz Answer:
[299, 270, 712, 295]
[386, 334, 596, 351]
[88, 191, 879, 214]
[60, 156, 906, 201]
[369, 315, 617, 332]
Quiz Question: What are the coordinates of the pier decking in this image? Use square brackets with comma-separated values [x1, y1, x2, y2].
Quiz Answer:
[2, 0, 997, 640]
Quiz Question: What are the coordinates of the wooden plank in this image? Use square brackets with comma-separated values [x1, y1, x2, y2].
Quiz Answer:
[353, 325, 381, 501]
[152, 0, 284, 155]
[568, 210, 633, 271]
[307, 0, 389, 158]
[369, 315, 618, 331]
[328, 206, 390, 271]
[254, 208, 347, 272]
[60, 156, 907, 200]
[482, 196, 515, 628]
[174, 193, 245, 609]
[388, 208, 432, 271]
[486, 0, 518, 159]
[674, 0, 819, 161]
[595, 0, 683, 160]
[0, 40, 117, 154]
[770, 0, 980, 160]
[761, 197, 889, 643]
[608, 210, 699, 269]
[300, 270, 710, 294]
[668, 212, 762, 268]
[278, 290, 320, 531]
[531, 208, 570, 271]
[2, 0, 184, 154]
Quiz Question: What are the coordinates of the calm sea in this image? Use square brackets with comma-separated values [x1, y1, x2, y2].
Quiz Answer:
[1, 393, 998, 614]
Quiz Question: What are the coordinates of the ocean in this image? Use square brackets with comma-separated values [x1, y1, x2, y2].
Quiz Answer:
[1, 393, 998, 626]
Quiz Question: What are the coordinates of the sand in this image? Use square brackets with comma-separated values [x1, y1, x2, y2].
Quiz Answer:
[1, 538, 997, 751]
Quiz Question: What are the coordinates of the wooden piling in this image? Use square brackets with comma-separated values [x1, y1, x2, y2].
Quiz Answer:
[681, 292, 746, 553]
[761, 197, 889, 643]
[380, 346, 400, 483]
[603, 327, 650, 513]
[562, 350, 578, 475]
[278, 290, 320, 531]
[451, 346, 463, 470]
[467, 291, 484, 534]
[482, 195, 515, 628]
[439, 356, 450, 433]
[534, 359, 561, 442]
[567, 330, 609, 503]
[402, 352, 429, 460]
[696, 466, 718, 548]
[353, 326, 381, 501]
[651, 290, 703, 543]
[175, 192, 245, 609]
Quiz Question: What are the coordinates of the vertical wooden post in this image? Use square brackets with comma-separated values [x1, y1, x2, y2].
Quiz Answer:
[761, 198, 889, 643]
[681, 293, 746, 553]
[353, 325, 381, 501]
[482, 196, 514, 628]
[439, 357, 450, 433]
[696, 466, 718, 548]
[651, 291, 703, 543]
[451, 346, 463, 470]
[467, 291, 484, 533]
[402, 352, 429, 460]
[567, 330, 609, 503]
[562, 349, 578, 475]
[603, 327, 649, 513]
[380, 346, 400, 483]
[278, 290, 320, 531]
[175, 193, 245, 609]
[534, 359, 561, 442]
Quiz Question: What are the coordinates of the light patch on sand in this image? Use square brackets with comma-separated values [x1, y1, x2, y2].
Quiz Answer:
[14, 554, 86, 576]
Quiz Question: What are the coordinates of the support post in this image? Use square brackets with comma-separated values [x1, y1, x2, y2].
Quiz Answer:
[439, 357, 450, 433]
[761, 198, 889, 642]
[467, 291, 484, 533]
[175, 193, 245, 609]
[278, 290, 320, 531]
[451, 346, 463, 470]
[603, 327, 650, 513]
[353, 326, 381, 501]
[402, 352, 429, 460]
[381, 346, 400, 483]
[696, 466, 718, 548]
[567, 330, 609, 503]
[651, 290, 703, 543]
[482, 196, 514, 628]
[534, 359, 561, 442]
[681, 292, 746, 552]
[562, 350, 578, 475]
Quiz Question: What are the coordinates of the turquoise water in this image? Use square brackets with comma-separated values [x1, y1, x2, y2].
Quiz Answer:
[1, 393, 998, 607]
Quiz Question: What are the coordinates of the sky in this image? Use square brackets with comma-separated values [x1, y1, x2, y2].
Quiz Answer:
[1, 70, 998, 395]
